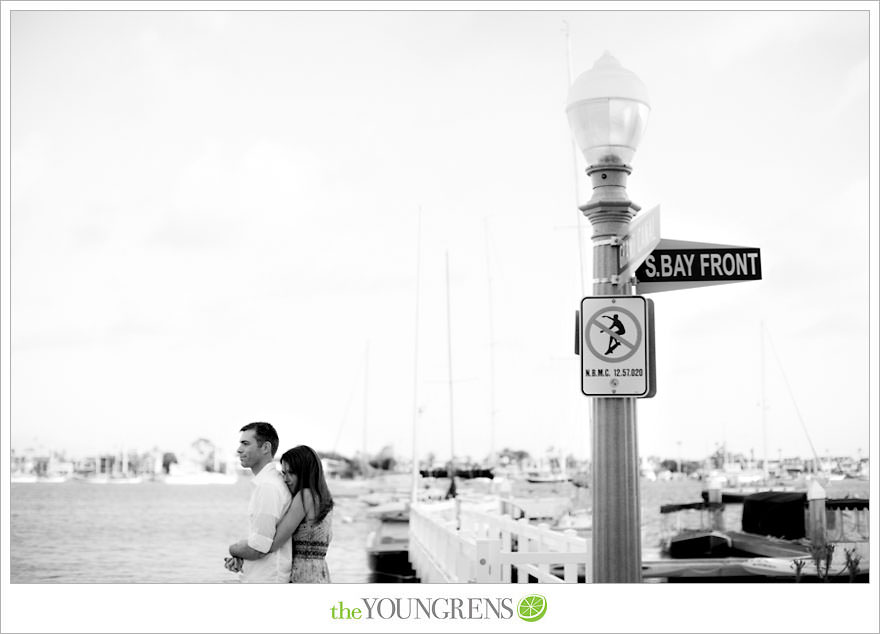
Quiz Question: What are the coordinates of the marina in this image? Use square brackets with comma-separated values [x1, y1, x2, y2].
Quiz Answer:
[10, 458, 869, 584]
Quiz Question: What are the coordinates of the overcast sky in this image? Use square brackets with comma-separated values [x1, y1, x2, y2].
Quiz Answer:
[5, 7, 875, 465]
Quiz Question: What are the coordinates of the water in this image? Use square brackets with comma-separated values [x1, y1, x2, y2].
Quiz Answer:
[10, 479, 375, 583]
[11, 477, 868, 583]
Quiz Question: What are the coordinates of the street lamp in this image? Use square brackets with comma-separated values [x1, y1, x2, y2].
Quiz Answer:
[566, 51, 650, 168]
[566, 52, 650, 583]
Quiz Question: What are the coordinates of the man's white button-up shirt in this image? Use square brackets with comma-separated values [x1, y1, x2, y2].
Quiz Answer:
[240, 462, 292, 583]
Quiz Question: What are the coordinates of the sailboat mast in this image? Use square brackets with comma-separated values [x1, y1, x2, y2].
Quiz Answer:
[363, 341, 369, 474]
[484, 218, 496, 465]
[564, 21, 591, 462]
[765, 328, 824, 475]
[411, 208, 423, 504]
[445, 251, 456, 486]
[761, 321, 768, 481]
[563, 20, 587, 298]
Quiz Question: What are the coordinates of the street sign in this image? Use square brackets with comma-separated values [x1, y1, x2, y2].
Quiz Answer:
[618, 204, 661, 281]
[580, 296, 653, 397]
[635, 239, 761, 293]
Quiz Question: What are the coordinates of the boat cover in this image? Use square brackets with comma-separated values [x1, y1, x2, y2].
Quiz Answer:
[419, 468, 494, 479]
[741, 491, 806, 540]
[826, 498, 869, 511]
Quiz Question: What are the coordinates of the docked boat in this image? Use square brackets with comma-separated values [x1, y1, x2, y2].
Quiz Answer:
[553, 508, 592, 536]
[666, 529, 733, 558]
[419, 467, 494, 480]
[700, 484, 802, 504]
[365, 504, 419, 582]
[522, 454, 571, 484]
[85, 474, 143, 484]
[365, 469, 496, 582]
[525, 470, 572, 484]
[366, 500, 410, 522]
[649, 487, 869, 582]
[40, 475, 70, 483]
[326, 477, 369, 498]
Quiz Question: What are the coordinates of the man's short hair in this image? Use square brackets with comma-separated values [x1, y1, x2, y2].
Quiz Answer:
[240, 422, 280, 456]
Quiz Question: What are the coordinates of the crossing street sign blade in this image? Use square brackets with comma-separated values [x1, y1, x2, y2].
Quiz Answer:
[618, 204, 661, 281]
[635, 238, 761, 293]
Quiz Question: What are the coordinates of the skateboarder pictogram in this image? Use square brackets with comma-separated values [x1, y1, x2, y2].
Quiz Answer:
[584, 305, 643, 364]
[601, 314, 626, 355]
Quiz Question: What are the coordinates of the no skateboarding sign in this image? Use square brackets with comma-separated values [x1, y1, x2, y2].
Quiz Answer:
[580, 296, 654, 397]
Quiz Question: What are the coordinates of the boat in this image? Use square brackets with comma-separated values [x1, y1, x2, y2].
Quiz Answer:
[40, 475, 70, 483]
[162, 452, 239, 485]
[522, 450, 572, 484]
[108, 475, 143, 484]
[553, 508, 592, 535]
[650, 487, 869, 582]
[367, 500, 410, 522]
[525, 469, 572, 484]
[419, 467, 494, 480]
[326, 477, 369, 498]
[361, 491, 396, 506]
[700, 484, 801, 504]
[83, 474, 143, 484]
[367, 243, 512, 583]
[366, 512, 418, 582]
[666, 529, 733, 558]
[78, 474, 141, 484]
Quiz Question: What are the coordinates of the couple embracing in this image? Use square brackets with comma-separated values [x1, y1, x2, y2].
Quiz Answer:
[225, 422, 334, 583]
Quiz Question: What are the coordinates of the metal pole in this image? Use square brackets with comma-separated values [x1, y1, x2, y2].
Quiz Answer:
[581, 162, 642, 582]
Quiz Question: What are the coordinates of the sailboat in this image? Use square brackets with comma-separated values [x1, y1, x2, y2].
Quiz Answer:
[365, 212, 427, 583]
[325, 344, 372, 500]
[703, 322, 829, 501]
[525, 465, 572, 484]
[652, 324, 872, 579]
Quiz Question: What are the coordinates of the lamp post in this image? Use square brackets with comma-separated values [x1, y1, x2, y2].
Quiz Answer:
[566, 51, 650, 583]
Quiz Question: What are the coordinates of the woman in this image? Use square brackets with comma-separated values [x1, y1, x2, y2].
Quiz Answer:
[230, 445, 334, 583]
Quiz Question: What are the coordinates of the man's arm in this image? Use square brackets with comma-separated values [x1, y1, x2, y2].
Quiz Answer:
[229, 481, 287, 561]
[229, 540, 266, 560]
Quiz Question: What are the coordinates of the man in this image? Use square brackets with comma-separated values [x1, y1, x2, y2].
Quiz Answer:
[226, 422, 292, 583]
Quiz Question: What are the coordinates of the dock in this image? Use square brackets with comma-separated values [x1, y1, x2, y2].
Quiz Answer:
[408, 497, 591, 583]
[406, 481, 869, 583]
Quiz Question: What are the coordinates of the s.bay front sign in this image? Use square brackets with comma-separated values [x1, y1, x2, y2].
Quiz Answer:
[635, 239, 761, 293]
[576, 227, 761, 399]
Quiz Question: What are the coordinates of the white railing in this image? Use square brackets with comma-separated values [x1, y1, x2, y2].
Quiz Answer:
[498, 496, 573, 521]
[408, 498, 592, 583]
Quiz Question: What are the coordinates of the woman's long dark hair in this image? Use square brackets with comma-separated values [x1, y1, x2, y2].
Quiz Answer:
[280, 445, 334, 522]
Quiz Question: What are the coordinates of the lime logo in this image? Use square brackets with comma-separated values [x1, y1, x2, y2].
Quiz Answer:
[517, 594, 547, 622]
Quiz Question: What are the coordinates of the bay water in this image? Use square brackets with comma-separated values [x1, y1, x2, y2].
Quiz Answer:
[10, 477, 868, 583]
[10, 479, 374, 583]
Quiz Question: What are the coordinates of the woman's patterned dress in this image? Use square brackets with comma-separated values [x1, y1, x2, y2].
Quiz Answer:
[290, 510, 332, 583]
